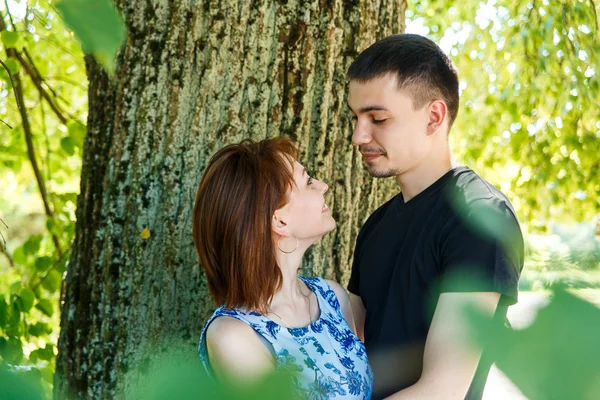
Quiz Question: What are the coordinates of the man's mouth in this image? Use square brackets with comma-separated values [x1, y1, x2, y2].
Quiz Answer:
[361, 153, 382, 162]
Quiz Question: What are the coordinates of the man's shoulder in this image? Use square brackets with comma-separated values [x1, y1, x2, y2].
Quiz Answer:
[446, 168, 518, 220]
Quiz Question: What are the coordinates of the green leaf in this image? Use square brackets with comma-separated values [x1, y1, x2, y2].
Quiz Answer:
[0, 337, 23, 364]
[0, 297, 8, 329]
[17, 289, 35, 313]
[42, 270, 62, 293]
[67, 121, 87, 146]
[467, 289, 600, 399]
[9, 281, 21, 295]
[4, 57, 20, 74]
[28, 322, 52, 337]
[55, 0, 126, 75]
[12, 246, 27, 265]
[35, 299, 54, 317]
[34, 256, 53, 272]
[1, 31, 19, 48]
[37, 344, 55, 361]
[60, 136, 76, 156]
[23, 235, 42, 256]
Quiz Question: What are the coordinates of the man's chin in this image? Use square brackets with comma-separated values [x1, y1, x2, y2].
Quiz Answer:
[366, 166, 399, 178]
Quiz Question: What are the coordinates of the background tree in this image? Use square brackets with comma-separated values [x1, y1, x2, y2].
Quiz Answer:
[53, 0, 405, 398]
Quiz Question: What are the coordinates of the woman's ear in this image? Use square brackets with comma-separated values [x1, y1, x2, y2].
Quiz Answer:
[272, 211, 289, 237]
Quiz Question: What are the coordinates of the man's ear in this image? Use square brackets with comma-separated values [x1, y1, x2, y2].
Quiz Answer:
[427, 100, 448, 136]
[272, 211, 289, 237]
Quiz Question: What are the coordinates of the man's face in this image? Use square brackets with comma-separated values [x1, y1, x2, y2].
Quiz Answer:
[347, 73, 432, 178]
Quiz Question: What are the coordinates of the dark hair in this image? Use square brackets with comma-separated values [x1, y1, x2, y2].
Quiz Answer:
[348, 34, 460, 128]
[192, 137, 298, 314]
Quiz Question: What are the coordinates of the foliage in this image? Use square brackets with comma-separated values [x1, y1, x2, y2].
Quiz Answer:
[408, 0, 600, 227]
[467, 288, 600, 399]
[0, 0, 87, 396]
[55, 0, 125, 75]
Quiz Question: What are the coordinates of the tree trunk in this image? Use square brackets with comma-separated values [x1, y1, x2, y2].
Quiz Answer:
[55, 0, 406, 398]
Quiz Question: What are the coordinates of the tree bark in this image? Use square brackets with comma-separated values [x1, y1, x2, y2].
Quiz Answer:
[55, 0, 406, 398]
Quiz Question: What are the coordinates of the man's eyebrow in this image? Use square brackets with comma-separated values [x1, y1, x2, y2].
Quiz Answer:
[346, 103, 389, 113]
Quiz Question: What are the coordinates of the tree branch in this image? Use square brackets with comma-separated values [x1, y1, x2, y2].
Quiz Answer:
[0, 16, 64, 259]
[0, 218, 14, 268]
[14, 50, 69, 124]
[4, 0, 15, 29]
[33, 244, 72, 291]
[590, 0, 599, 40]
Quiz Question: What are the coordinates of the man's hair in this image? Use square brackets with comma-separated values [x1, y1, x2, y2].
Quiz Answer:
[192, 137, 298, 314]
[348, 34, 460, 128]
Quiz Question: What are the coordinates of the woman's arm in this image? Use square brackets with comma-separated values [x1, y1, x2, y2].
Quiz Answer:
[206, 316, 275, 383]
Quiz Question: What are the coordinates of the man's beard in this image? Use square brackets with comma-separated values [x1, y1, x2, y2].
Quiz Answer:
[366, 164, 399, 178]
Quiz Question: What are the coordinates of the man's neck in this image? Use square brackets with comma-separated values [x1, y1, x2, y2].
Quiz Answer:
[396, 151, 457, 202]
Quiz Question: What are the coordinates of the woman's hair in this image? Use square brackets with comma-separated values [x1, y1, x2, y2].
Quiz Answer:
[192, 137, 298, 313]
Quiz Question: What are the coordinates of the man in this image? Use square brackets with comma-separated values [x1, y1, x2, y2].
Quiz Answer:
[346, 34, 524, 399]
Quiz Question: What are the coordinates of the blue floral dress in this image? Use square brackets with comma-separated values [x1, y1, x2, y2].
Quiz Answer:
[199, 277, 373, 399]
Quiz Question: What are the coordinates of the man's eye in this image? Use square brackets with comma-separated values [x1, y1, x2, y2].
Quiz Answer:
[351, 116, 358, 121]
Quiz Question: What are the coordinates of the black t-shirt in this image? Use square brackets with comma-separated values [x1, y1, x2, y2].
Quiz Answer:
[348, 167, 524, 400]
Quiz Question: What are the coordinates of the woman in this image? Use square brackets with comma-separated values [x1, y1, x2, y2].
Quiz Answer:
[193, 137, 373, 399]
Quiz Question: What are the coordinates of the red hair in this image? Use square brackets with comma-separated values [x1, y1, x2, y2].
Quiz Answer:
[192, 137, 298, 314]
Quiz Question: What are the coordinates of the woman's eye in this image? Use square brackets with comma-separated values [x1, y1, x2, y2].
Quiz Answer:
[372, 118, 387, 124]
[307, 176, 314, 185]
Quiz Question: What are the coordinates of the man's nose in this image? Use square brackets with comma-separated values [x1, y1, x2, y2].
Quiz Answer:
[352, 121, 373, 146]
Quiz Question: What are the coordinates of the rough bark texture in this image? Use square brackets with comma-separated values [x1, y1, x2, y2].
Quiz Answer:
[55, 0, 406, 398]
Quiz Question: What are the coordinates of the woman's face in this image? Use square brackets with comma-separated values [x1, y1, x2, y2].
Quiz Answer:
[275, 159, 336, 242]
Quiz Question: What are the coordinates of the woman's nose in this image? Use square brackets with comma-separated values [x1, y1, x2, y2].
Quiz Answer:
[319, 181, 329, 194]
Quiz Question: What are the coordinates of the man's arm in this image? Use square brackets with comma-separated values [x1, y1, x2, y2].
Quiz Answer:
[349, 293, 366, 342]
[385, 291, 500, 400]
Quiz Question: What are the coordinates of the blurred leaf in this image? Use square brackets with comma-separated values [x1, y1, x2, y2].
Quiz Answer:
[3, 57, 20, 75]
[0, 366, 45, 400]
[35, 300, 53, 317]
[12, 246, 27, 265]
[9, 282, 21, 295]
[28, 322, 52, 337]
[34, 256, 53, 273]
[0, 297, 8, 329]
[1, 31, 19, 48]
[0, 337, 24, 364]
[467, 289, 600, 399]
[60, 137, 75, 156]
[41, 271, 62, 293]
[55, 0, 127, 75]
[23, 235, 42, 256]
[36, 344, 55, 361]
[17, 289, 35, 313]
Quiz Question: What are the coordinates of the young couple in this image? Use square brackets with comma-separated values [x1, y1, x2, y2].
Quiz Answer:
[192, 34, 524, 400]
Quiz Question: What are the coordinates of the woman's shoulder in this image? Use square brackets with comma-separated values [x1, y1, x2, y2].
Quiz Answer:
[301, 276, 350, 310]
[324, 279, 351, 305]
[206, 315, 257, 347]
